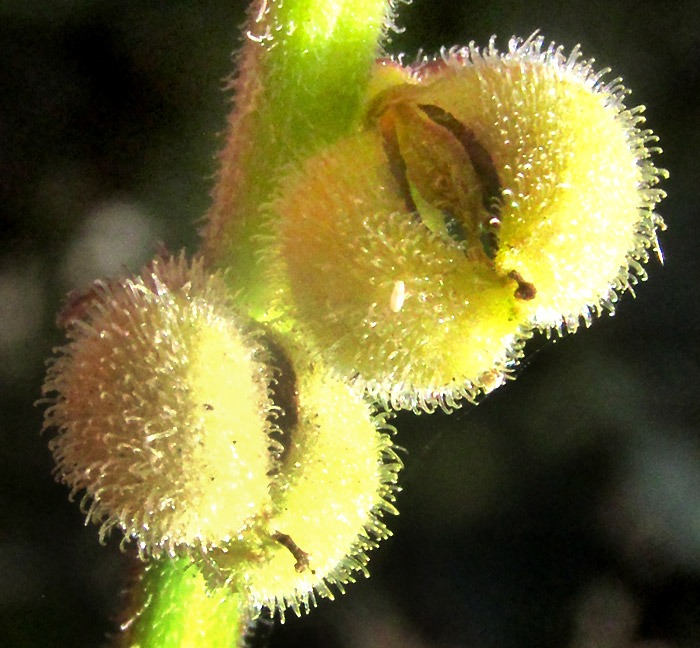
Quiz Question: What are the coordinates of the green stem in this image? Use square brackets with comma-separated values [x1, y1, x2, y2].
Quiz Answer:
[203, 0, 396, 318]
[118, 558, 249, 648]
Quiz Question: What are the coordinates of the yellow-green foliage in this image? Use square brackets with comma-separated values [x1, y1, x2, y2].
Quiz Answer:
[43, 254, 277, 558]
[268, 34, 665, 411]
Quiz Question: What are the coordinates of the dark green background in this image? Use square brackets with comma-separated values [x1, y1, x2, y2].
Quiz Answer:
[1, 1, 698, 647]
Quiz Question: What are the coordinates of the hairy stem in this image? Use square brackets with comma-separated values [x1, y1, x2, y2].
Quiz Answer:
[204, 0, 396, 318]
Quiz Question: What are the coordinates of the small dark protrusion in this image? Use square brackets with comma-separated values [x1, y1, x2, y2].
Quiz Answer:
[508, 270, 537, 301]
[272, 531, 312, 574]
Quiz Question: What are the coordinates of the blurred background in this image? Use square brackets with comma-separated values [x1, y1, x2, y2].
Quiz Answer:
[1, 1, 698, 646]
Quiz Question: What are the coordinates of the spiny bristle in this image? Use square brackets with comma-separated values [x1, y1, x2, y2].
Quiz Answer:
[358, 325, 530, 414]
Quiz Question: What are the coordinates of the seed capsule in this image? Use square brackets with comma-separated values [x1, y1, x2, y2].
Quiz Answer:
[201, 352, 401, 618]
[42, 254, 278, 558]
[393, 34, 666, 331]
[270, 128, 526, 412]
[269, 35, 665, 410]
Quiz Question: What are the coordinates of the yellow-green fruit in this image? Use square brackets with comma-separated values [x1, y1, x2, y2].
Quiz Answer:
[42, 254, 277, 558]
[203, 354, 401, 618]
[271, 130, 528, 412]
[398, 35, 666, 331]
[270, 35, 664, 411]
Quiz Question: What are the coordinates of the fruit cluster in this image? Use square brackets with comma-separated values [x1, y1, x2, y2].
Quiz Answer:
[42, 34, 665, 618]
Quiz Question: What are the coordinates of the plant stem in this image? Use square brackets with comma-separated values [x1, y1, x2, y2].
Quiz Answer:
[118, 558, 249, 648]
[204, 0, 396, 318]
